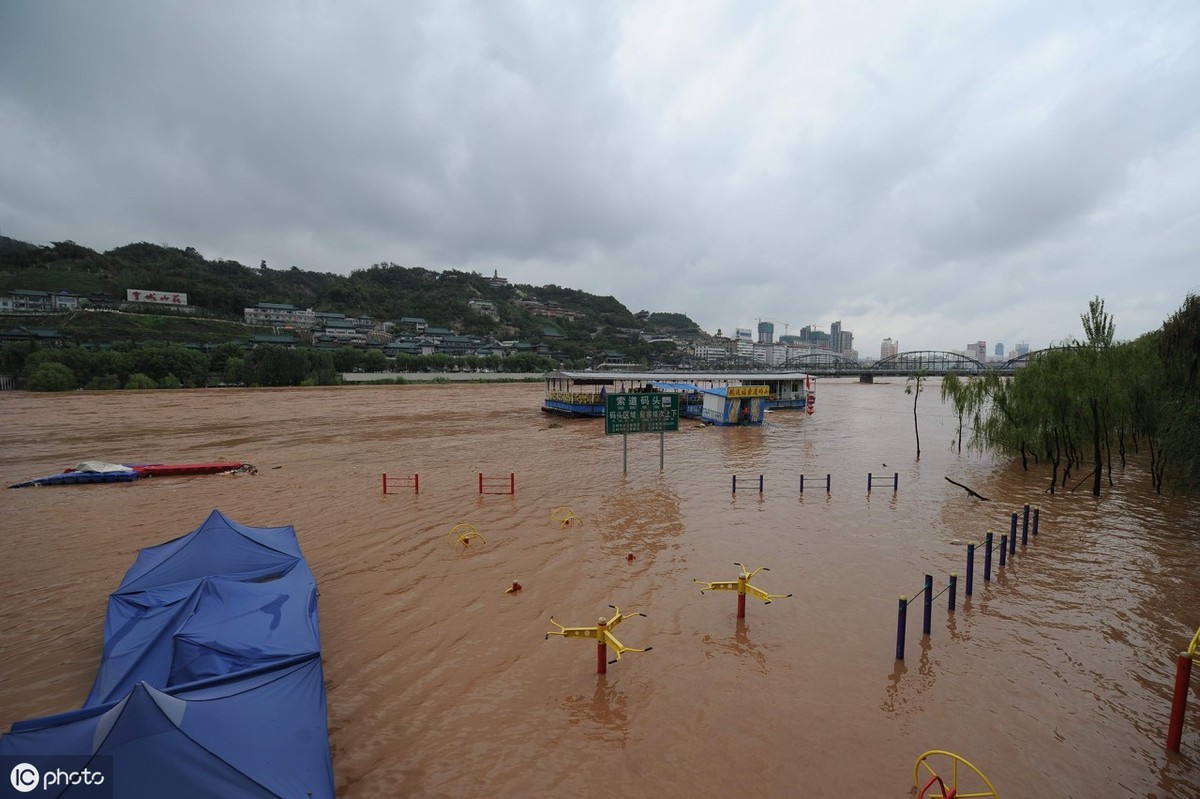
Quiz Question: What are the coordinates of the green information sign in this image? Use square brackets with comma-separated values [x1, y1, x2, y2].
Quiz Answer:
[605, 392, 680, 435]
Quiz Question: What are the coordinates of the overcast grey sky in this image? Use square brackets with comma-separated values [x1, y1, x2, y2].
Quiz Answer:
[2, 1, 1198, 354]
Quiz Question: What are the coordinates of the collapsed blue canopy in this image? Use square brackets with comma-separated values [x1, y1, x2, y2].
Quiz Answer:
[0, 509, 334, 799]
[88, 509, 314, 706]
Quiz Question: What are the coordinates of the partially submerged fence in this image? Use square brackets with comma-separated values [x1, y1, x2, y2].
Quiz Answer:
[895, 573, 958, 660]
[726, 473, 894, 496]
[731, 474, 764, 494]
[895, 504, 1041, 660]
[868, 472, 899, 492]
[798, 474, 832, 494]
[479, 472, 516, 495]
[381, 472, 419, 495]
[379, 471, 517, 495]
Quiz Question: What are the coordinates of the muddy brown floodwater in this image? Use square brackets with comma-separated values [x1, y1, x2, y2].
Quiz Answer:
[2, 379, 1199, 798]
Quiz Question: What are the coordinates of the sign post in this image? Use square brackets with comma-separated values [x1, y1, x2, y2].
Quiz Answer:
[605, 392, 680, 473]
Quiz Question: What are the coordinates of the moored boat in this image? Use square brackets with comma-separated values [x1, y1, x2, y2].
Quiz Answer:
[9, 461, 252, 488]
[542, 369, 813, 423]
[130, 461, 248, 477]
[9, 470, 141, 488]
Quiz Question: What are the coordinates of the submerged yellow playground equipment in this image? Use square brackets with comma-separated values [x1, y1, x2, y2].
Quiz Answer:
[545, 605, 652, 674]
[549, 506, 583, 528]
[694, 562, 792, 618]
[446, 522, 485, 549]
[1167, 625, 1200, 752]
[913, 750, 998, 798]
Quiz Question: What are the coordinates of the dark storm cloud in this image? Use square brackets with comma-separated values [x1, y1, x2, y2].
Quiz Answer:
[2, 1, 1198, 352]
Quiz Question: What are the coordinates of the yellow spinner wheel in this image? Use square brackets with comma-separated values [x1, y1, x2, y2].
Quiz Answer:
[913, 750, 998, 798]
[549, 506, 582, 528]
[447, 522, 484, 548]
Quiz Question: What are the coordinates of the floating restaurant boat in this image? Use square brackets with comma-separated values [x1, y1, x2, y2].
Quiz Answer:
[542, 369, 815, 426]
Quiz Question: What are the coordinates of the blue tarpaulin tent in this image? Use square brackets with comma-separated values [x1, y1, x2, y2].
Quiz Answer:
[0, 510, 334, 798]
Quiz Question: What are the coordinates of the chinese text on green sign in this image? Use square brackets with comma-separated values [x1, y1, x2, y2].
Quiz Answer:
[605, 392, 680, 435]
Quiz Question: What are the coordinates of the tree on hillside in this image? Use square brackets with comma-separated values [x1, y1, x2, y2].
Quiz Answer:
[248, 345, 309, 387]
[27, 362, 75, 391]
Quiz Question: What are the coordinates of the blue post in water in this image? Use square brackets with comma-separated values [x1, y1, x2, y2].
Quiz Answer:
[732, 475, 736, 493]
[1033, 507, 1040, 536]
[922, 574, 933, 635]
[896, 596, 908, 660]
[948, 574, 958, 611]
[799, 475, 804, 493]
[758, 474, 764, 494]
[966, 545, 976, 596]
[1009, 513, 1018, 555]
[867, 473, 872, 491]
[894, 472, 899, 491]
[984, 532, 994, 582]
[1022, 504, 1030, 544]
[826, 474, 831, 493]
[999, 534, 1008, 566]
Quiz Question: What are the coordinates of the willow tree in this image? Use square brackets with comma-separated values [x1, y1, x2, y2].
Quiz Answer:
[1156, 293, 1200, 492]
[942, 370, 999, 455]
[905, 370, 927, 459]
[1078, 297, 1117, 495]
[939, 298, 1120, 495]
[940, 295, 1200, 495]
[942, 372, 967, 454]
[1113, 332, 1168, 490]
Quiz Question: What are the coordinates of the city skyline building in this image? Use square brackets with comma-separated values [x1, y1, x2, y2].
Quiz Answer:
[827, 320, 854, 355]
[880, 337, 898, 359]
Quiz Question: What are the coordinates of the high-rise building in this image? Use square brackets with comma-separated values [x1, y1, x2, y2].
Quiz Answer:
[841, 330, 853, 355]
[1015, 341, 1030, 357]
[757, 321, 774, 345]
[734, 329, 754, 361]
[967, 341, 987, 361]
[881, 338, 898, 359]
[830, 320, 842, 353]
[995, 343, 1004, 357]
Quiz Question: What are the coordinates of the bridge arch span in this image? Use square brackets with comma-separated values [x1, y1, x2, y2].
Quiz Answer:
[781, 351, 860, 372]
[870, 351, 988, 375]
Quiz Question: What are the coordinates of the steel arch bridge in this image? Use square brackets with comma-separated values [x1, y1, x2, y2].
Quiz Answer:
[780, 351, 861, 372]
[698, 348, 1056, 377]
[784, 350, 1036, 377]
[870, 350, 990, 376]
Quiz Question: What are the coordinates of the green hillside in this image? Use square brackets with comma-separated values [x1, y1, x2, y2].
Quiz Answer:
[2, 311, 260, 345]
[0, 236, 706, 360]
